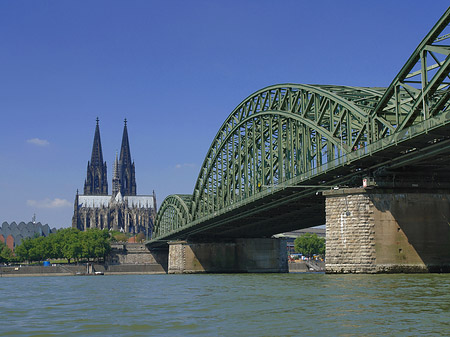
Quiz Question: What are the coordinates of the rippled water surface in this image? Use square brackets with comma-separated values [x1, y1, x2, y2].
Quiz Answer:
[1, 273, 449, 336]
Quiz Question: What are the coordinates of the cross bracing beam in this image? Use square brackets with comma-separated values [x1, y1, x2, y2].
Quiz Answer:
[150, 7, 450, 246]
[372, 6, 450, 136]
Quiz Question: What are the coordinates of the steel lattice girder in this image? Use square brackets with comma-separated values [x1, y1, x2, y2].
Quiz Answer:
[190, 84, 379, 220]
[372, 7, 450, 137]
[152, 7, 450, 242]
[153, 194, 191, 237]
[155, 84, 386, 236]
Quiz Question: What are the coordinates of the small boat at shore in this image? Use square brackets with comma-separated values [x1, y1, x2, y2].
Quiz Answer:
[75, 271, 104, 276]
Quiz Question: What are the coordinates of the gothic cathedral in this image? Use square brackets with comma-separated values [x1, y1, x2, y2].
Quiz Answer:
[72, 119, 157, 237]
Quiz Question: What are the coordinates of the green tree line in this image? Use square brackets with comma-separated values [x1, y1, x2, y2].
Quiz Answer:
[294, 233, 325, 257]
[4, 228, 112, 264]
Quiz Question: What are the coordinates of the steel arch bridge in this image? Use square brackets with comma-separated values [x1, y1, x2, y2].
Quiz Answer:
[150, 7, 450, 247]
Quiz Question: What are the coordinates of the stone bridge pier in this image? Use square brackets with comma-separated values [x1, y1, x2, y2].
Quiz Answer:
[324, 187, 450, 273]
[167, 238, 288, 274]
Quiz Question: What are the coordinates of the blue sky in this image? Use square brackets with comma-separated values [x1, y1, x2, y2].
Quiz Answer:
[1, 1, 449, 228]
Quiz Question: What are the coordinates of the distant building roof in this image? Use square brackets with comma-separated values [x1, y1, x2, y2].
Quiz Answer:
[0, 222, 57, 250]
[14, 234, 24, 247]
[275, 227, 326, 238]
[78, 195, 155, 209]
[42, 224, 50, 236]
[78, 196, 111, 208]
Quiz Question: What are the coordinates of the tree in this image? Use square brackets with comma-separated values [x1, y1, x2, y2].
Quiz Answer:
[14, 237, 33, 262]
[294, 233, 325, 257]
[28, 236, 47, 262]
[81, 229, 111, 262]
[135, 232, 145, 243]
[61, 228, 82, 263]
[92, 229, 111, 261]
[109, 230, 129, 243]
[81, 230, 93, 260]
[48, 232, 63, 259]
[12, 227, 113, 264]
[0, 242, 13, 263]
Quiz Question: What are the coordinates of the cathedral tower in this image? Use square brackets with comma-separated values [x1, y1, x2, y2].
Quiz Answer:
[84, 118, 108, 195]
[112, 152, 120, 196]
[118, 119, 137, 196]
[74, 118, 156, 235]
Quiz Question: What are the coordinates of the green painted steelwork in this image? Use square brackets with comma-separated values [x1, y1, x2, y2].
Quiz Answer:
[151, 7, 450, 245]
[154, 194, 192, 238]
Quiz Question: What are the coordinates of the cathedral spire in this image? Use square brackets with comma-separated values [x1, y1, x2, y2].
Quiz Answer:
[91, 117, 103, 166]
[112, 151, 120, 196]
[118, 118, 136, 195]
[84, 118, 108, 195]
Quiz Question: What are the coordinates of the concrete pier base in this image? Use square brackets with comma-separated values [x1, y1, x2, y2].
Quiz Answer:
[107, 243, 168, 273]
[324, 188, 450, 273]
[167, 238, 288, 274]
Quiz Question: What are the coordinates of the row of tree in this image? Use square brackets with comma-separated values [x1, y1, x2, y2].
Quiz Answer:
[3, 228, 111, 264]
[293, 233, 325, 257]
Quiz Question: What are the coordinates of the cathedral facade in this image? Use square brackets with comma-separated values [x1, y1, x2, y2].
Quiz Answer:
[72, 119, 157, 237]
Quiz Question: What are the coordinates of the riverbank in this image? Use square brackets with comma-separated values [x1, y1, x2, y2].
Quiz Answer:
[289, 260, 325, 272]
[0, 263, 167, 277]
[1, 260, 324, 276]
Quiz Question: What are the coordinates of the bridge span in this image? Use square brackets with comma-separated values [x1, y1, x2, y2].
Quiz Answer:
[148, 8, 450, 273]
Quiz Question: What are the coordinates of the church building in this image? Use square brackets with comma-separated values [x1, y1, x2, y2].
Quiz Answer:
[72, 119, 157, 237]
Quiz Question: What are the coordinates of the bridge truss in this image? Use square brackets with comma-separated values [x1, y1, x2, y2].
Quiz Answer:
[152, 7, 450, 245]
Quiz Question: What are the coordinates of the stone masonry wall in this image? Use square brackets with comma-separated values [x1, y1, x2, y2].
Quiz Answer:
[108, 243, 168, 269]
[325, 189, 450, 273]
[325, 191, 376, 273]
[168, 241, 185, 273]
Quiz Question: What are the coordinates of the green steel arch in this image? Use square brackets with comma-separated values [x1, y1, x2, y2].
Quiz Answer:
[153, 7, 450, 242]
[153, 194, 192, 238]
[155, 84, 387, 236]
[190, 84, 385, 220]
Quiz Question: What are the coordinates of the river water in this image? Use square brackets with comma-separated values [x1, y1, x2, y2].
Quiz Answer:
[1, 273, 449, 336]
